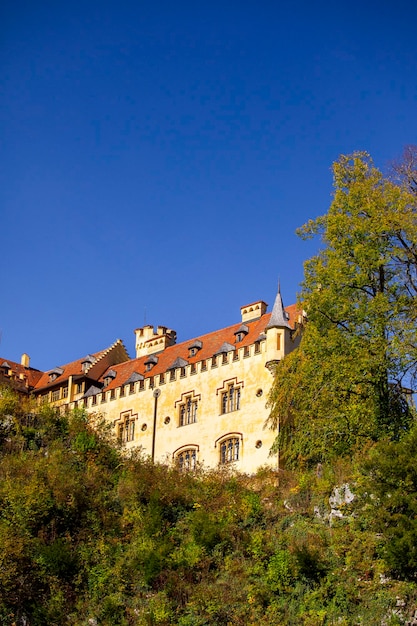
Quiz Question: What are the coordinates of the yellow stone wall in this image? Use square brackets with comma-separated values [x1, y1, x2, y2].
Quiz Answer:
[82, 338, 283, 473]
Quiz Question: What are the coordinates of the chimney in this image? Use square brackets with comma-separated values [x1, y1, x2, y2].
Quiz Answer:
[134, 325, 177, 358]
[21, 353, 30, 368]
[240, 301, 268, 323]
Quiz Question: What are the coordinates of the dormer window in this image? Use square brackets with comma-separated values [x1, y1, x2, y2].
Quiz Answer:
[167, 357, 189, 373]
[234, 324, 249, 343]
[103, 369, 116, 388]
[144, 355, 158, 372]
[188, 340, 202, 358]
[214, 342, 236, 360]
[48, 367, 64, 383]
[1, 362, 11, 376]
[81, 355, 95, 373]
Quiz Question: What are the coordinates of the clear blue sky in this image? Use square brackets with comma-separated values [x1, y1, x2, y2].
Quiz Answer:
[2, 0, 417, 370]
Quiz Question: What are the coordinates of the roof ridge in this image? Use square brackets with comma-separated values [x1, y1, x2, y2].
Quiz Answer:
[85, 338, 128, 373]
[170, 314, 272, 349]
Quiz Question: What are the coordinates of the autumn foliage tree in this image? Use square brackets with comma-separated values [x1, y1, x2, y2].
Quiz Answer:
[267, 151, 417, 467]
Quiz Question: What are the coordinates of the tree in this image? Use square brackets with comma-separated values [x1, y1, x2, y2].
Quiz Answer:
[354, 423, 417, 581]
[267, 152, 417, 467]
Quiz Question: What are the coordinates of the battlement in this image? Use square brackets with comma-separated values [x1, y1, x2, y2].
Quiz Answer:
[135, 325, 177, 358]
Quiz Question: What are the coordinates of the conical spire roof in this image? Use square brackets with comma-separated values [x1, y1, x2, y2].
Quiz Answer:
[265, 283, 291, 330]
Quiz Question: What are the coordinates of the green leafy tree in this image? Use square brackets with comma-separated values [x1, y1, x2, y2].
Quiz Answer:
[354, 423, 417, 581]
[268, 152, 417, 467]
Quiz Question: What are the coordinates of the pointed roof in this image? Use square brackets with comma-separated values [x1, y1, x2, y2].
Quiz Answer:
[215, 342, 236, 355]
[265, 284, 292, 330]
[84, 385, 102, 398]
[125, 371, 144, 384]
[167, 356, 189, 370]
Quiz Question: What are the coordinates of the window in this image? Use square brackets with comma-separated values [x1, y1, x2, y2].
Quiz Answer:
[48, 367, 63, 384]
[118, 417, 135, 444]
[159, 373, 165, 384]
[51, 389, 60, 402]
[62, 386, 68, 398]
[201, 360, 207, 371]
[222, 352, 228, 365]
[254, 341, 261, 354]
[221, 384, 241, 414]
[92, 395, 97, 406]
[180, 367, 186, 378]
[220, 437, 240, 464]
[110, 389, 115, 400]
[170, 369, 176, 382]
[144, 355, 158, 372]
[81, 356, 94, 373]
[190, 363, 196, 375]
[243, 346, 250, 358]
[234, 324, 248, 343]
[76, 383, 83, 394]
[101, 392, 107, 403]
[129, 382, 135, 394]
[177, 448, 197, 471]
[179, 397, 198, 426]
[188, 340, 202, 358]
[211, 356, 217, 368]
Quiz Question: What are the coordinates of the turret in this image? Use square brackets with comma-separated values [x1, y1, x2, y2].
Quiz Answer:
[265, 285, 292, 368]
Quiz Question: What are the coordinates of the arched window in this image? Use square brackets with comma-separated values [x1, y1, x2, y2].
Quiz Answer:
[176, 448, 197, 471]
[220, 437, 240, 464]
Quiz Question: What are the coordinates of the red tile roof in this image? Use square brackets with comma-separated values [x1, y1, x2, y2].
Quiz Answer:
[0, 357, 44, 390]
[99, 306, 300, 391]
[34, 350, 107, 391]
[33, 339, 130, 392]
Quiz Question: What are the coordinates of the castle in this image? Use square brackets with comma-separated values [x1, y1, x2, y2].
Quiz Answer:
[0, 287, 304, 473]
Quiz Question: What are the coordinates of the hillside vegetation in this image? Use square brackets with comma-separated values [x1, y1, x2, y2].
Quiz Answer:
[2, 150, 417, 625]
[1, 392, 417, 626]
